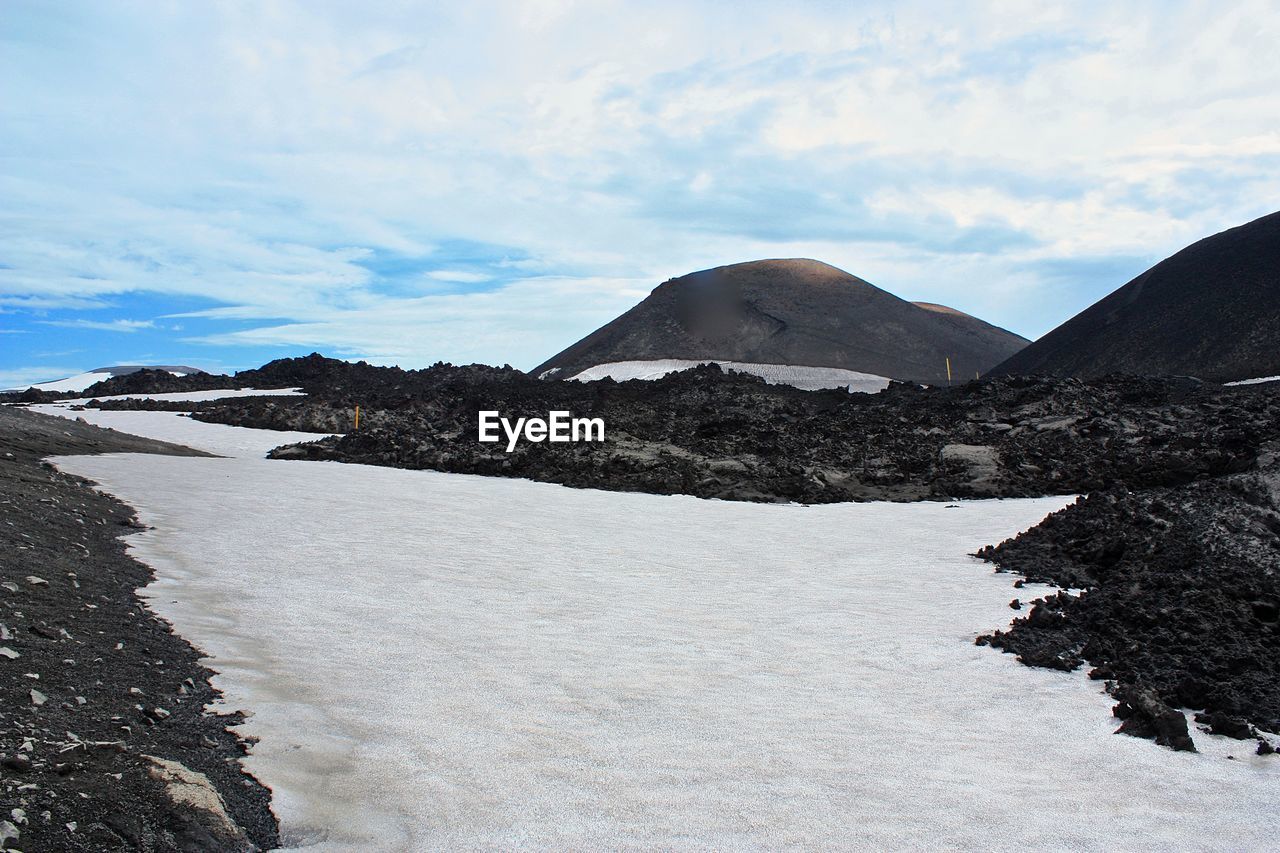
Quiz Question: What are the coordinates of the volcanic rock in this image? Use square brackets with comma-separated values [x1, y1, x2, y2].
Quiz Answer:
[1113, 687, 1197, 752]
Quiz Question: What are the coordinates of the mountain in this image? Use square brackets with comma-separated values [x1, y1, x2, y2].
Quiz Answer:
[533, 259, 1028, 385]
[989, 211, 1280, 382]
[12, 365, 207, 393]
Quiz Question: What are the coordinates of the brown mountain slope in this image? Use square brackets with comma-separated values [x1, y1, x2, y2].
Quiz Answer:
[534, 259, 1028, 384]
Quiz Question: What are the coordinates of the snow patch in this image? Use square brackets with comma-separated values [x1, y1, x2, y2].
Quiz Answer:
[44, 410, 1278, 850]
[10, 368, 197, 393]
[31, 403, 329, 459]
[56, 387, 305, 406]
[571, 360, 893, 393]
[1225, 375, 1280, 386]
[16, 371, 114, 393]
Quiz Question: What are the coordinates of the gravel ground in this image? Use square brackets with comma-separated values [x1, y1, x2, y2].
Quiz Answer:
[0, 407, 278, 852]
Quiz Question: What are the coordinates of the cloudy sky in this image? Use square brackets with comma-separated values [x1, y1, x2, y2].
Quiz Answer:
[3, 0, 1279, 387]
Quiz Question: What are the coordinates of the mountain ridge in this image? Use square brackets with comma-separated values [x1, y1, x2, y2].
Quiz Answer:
[535, 259, 1028, 384]
[990, 210, 1280, 382]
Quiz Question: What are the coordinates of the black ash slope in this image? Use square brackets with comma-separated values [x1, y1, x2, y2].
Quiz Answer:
[0, 408, 278, 852]
[990, 210, 1280, 382]
[532, 259, 1028, 384]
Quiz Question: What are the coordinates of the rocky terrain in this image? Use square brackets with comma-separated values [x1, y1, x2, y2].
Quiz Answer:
[991, 209, 1280, 382]
[975, 443, 1280, 755]
[533, 259, 1027, 383]
[18, 353, 1280, 753]
[184, 360, 1274, 506]
[0, 407, 278, 851]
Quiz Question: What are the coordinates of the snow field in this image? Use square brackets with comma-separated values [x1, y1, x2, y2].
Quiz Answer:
[45, 410, 1278, 851]
[31, 402, 328, 459]
[570, 360, 893, 393]
[53, 387, 305, 406]
[20, 370, 131, 393]
[9, 369, 203, 393]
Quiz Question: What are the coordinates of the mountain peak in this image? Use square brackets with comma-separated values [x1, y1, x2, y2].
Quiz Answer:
[535, 260, 1027, 383]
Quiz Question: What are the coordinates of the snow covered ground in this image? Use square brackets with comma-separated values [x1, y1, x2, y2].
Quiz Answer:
[10, 368, 196, 393]
[570, 360, 893, 393]
[38, 410, 1277, 851]
[19, 370, 124, 393]
[51, 387, 305, 406]
[31, 399, 324, 458]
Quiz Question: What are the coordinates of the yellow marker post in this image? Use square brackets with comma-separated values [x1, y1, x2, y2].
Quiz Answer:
[354, 405, 360, 430]
[945, 357, 952, 385]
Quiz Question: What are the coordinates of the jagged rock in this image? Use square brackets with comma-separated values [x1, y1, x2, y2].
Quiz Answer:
[144, 756, 257, 852]
[1195, 711, 1253, 740]
[1113, 687, 1197, 752]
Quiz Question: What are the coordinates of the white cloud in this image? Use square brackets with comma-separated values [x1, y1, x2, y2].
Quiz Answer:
[186, 274, 654, 368]
[2, 0, 1279, 363]
[42, 318, 156, 333]
[425, 270, 491, 283]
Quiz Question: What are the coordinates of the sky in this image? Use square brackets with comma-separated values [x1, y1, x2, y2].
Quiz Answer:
[2, 0, 1279, 388]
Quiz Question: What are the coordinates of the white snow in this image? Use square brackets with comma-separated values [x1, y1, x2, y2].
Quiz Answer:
[54, 387, 305, 406]
[15, 370, 114, 393]
[1225, 375, 1280, 386]
[570, 360, 893, 393]
[31, 403, 328, 458]
[46, 411, 1278, 851]
[9, 368, 199, 393]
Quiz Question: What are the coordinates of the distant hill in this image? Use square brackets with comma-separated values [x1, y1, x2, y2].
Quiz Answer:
[990, 211, 1280, 382]
[12, 365, 207, 393]
[533, 259, 1028, 385]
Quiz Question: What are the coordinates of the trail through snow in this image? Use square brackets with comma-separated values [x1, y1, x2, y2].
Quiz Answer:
[35, 410, 1278, 851]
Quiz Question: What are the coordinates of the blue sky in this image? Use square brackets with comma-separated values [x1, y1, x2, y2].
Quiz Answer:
[3, 0, 1279, 387]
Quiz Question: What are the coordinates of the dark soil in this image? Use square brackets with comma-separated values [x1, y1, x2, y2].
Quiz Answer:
[0, 407, 278, 851]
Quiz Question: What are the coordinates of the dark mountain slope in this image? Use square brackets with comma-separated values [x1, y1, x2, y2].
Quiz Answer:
[534, 259, 1028, 384]
[991, 210, 1280, 382]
